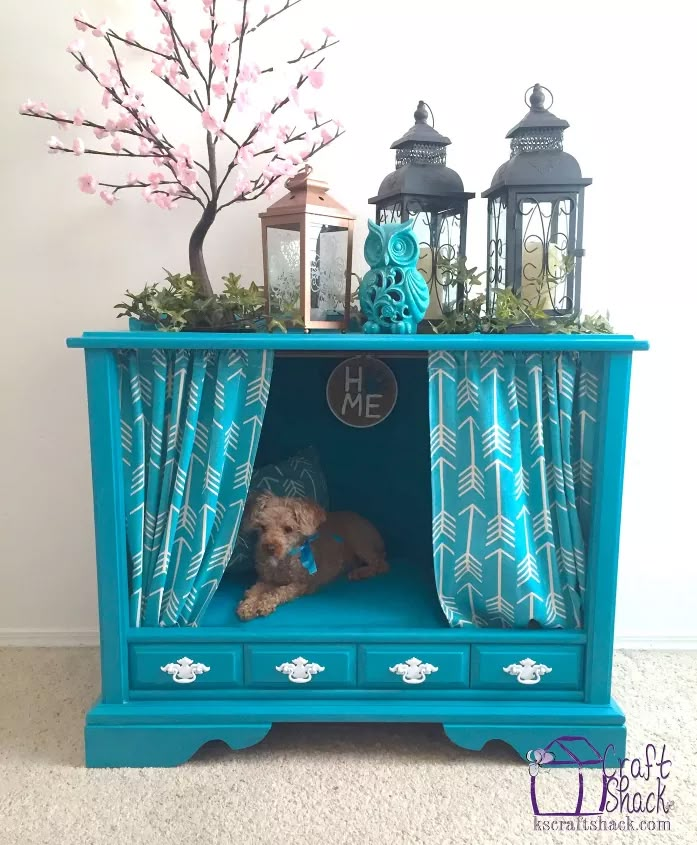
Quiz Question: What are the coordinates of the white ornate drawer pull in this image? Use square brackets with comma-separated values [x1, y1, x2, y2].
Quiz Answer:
[160, 656, 211, 684]
[503, 657, 553, 685]
[275, 656, 325, 684]
[389, 657, 439, 685]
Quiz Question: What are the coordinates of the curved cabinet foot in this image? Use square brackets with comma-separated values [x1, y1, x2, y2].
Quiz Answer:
[443, 724, 626, 769]
[85, 723, 272, 768]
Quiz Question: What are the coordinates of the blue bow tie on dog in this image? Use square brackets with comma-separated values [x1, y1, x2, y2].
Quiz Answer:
[289, 534, 342, 575]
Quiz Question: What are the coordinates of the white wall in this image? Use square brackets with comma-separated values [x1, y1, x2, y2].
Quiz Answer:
[1, 0, 695, 643]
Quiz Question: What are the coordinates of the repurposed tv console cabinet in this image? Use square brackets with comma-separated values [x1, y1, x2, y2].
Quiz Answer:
[67, 331, 647, 768]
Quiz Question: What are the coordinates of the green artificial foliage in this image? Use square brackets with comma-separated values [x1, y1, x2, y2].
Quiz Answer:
[115, 271, 290, 332]
[429, 256, 614, 335]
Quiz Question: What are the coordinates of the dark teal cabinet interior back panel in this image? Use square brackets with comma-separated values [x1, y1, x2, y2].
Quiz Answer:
[256, 356, 432, 562]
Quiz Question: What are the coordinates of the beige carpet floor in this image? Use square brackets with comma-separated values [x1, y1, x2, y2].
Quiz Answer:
[0, 648, 695, 845]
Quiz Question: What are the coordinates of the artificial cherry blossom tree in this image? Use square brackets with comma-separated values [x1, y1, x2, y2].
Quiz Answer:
[20, 0, 343, 296]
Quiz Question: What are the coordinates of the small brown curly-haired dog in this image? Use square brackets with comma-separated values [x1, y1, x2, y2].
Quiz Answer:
[236, 492, 388, 621]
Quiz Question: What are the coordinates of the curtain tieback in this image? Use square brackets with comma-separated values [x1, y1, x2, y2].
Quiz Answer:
[289, 533, 343, 575]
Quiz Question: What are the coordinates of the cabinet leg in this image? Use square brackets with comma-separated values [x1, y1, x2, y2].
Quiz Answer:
[443, 723, 626, 769]
[85, 723, 272, 768]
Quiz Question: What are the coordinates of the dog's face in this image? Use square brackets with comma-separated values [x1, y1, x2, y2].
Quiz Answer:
[243, 492, 327, 562]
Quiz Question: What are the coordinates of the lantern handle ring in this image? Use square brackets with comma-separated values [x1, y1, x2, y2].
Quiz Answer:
[525, 84, 554, 112]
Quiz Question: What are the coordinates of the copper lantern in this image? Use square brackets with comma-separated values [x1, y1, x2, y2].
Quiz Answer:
[259, 166, 355, 330]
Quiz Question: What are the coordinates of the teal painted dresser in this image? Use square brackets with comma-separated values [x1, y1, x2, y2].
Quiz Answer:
[67, 331, 647, 768]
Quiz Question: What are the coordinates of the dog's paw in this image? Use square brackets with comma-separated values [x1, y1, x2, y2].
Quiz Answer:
[236, 600, 259, 621]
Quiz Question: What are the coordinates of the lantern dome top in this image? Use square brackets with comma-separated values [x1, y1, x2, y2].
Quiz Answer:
[389, 101, 452, 150]
[370, 101, 474, 204]
[258, 165, 354, 221]
[482, 84, 592, 195]
[505, 83, 570, 139]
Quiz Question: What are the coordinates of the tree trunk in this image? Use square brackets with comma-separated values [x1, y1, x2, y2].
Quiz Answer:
[188, 202, 217, 297]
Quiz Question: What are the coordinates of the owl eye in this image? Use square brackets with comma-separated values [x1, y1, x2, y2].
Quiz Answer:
[388, 232, 418, 266]
[364, 233, 383, 264]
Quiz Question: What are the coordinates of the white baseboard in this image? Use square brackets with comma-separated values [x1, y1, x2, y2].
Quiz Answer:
[0, 630, 696, 649]
[0, 629, 99, 647]
[615, 636, 697, 650]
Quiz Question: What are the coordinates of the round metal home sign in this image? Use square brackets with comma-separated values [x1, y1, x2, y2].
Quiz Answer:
[326, 356, 398, 428]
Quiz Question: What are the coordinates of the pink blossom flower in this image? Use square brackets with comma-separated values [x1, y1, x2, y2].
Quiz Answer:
[139, 138, 154, 155]
[237, 62, 260, 84]
[307, 69, 324, 89]
[257, 111, 273, 131]
[19, 99, 35, 114]
[142, 186, 153, 203]
[73, 108, 86, 125]
[200, 27, 212, 40]
[264, 3, 271, 14]
[73, 138, 85, 155]
[233, 175, 253, 197]
[125, 30, 136, 42]
[320, 126, 334, 144]
[67, 38, 85, 53]
[100, 190, 116, 205]
[211, 81, 226, 98]
[154, 192, 176, 210]
[149, 124, 161, 136]
[117, 112, 136, 131]
[98, 71, 116, 88]
[127, 172, 139, 185]
[211, 42, 229, 70]
[235, 89, 250, 112]
[234, 22, 243, 36]
[78, 173, 97, 194]
[54, 111, 70, 129]
[300, 38, 313, 52]
[175, 76, 192, 96]
[322, 26, 335, 39]
[152, 58, 166, 77]
[148, 171, 164, 186]
[201, 108, 223, 136]
[102, 89, 112, 108]
[177, 165, 198, 188]
[74, 11, 90, 31]
[237, 145, 254, 165]
[47, 136, 64, 153]
[121, 94, 139, 109]
[92, 19, 111, 38]
[104, 119, 116, 132]
[202, 0, 214, 10]
[172, 143, 192, 163]
[93, 126, 108, 140]
[289, 86, 300, 105]
[111, 138, 122, 152]
[288, 150, 304, 165]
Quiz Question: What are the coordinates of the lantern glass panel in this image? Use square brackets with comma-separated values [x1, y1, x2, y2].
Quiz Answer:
[377, 204, 401, 225]
[407, 202, 462, 317]
[517, 195, 577, 314]
[307, 218, 349, 322]
[487, 196, 507, 311]
[266, 223, 301, 316]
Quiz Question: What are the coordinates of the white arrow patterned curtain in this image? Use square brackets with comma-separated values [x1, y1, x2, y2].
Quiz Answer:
[428, 350, 600, 629]
[119, 348, 273, 627]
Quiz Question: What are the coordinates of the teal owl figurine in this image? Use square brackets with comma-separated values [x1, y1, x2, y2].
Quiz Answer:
[359, 219, 430, 334]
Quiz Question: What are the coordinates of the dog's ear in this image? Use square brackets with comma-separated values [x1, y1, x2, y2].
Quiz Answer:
[243, 490, 273, 532]
[290, 497, 327, 537]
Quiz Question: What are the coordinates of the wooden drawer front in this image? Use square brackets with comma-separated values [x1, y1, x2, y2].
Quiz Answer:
[245, 645, 356, 688]
[130, 645, 243, 691]
[358, 646, 470, 689]
[471, 646, 584, 691]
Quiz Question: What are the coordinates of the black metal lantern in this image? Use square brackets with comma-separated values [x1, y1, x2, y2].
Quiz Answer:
[483, 84, 591, 319]
[369, 101, 475, 322]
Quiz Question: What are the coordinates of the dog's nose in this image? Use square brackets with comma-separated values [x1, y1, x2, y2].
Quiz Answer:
[262, 542, 276, 555]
